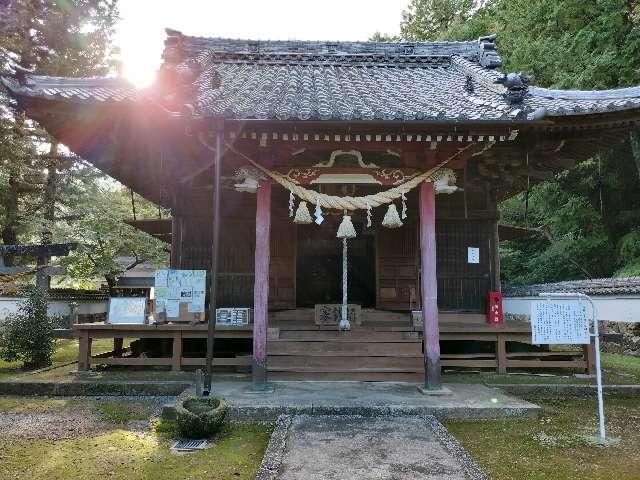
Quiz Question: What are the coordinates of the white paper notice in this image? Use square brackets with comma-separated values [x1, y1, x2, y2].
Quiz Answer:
[154, 269, 168, 287]
[155, 298, 166, 312]
[165, 299, 180, 318]
[531, 300, 590, 345]
[467, 247, 480, 264]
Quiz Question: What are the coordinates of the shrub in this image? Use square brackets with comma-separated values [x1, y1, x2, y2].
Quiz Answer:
[0, 286, 56, 369]
[175, 396, 229, 438]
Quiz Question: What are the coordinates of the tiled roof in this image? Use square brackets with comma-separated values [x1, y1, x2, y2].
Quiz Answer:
[504, 277, 640, 297]
[3, 30, 640, 122]
[0, 288, 109, 302]
[0, 75, 137, 104]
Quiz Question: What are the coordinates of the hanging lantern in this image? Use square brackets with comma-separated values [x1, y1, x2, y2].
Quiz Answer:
[382, 203, 403, 228]
[337, 214, 357, 239]
[293, 201, 313, 224]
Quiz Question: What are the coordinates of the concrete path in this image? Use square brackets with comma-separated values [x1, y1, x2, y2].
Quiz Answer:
[257, 414, 487, 480]
[211, 380, 539, 420]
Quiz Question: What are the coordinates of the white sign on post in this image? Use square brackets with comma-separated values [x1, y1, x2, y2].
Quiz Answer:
[107, 297, 147, 324]
[535, 293, 606, 445]
[531, 301, 590, 345]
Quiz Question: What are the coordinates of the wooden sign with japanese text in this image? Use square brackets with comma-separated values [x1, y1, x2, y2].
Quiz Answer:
[531, 300, 590, 345]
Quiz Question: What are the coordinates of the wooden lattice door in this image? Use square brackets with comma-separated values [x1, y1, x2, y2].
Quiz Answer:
[376, 221, 420, 311]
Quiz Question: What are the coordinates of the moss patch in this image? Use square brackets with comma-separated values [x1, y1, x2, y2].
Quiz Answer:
[445, 397, 640, 480]
[0, 425, 269, 480]
[0, 398, 269, 480]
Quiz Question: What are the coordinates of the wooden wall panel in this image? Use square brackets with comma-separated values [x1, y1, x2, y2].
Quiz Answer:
[435, 219, 492, 312]
[376, 222, 420, 311]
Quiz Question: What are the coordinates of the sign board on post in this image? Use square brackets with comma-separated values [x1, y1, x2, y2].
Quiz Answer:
[154, 269, 206, 322]
[107, 297, 147, 324]
[534, 293, 606, 445]
[531, 301, 590, 344]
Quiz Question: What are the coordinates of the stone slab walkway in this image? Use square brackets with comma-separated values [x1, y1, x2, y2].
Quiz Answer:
[256, 414, 487, 480]
[211, 381, 539, 420]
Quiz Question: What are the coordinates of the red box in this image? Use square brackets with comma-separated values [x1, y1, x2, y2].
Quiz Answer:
[487, 291, 503, 325]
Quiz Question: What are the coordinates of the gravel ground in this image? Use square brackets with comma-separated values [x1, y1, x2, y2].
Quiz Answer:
[0, 409, 110, 440]
[0, 396, 176, 440]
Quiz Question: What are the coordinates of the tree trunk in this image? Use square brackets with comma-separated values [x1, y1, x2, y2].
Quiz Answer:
[36, 142, 59, 290]
[630, 131, 640, 180]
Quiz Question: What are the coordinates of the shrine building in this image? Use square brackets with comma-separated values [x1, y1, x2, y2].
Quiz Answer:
[4, 30, 640, 390]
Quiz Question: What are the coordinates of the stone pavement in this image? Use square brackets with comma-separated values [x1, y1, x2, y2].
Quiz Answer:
[209, 380, 540, 420]
[256, 414, 487, 480]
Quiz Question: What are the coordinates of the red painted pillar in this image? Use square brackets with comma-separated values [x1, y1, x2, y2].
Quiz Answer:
[252, 179, 272, 390]
[419, 181, 441, 389]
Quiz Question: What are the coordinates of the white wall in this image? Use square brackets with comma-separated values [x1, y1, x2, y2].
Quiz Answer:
[0, 296, 107, 323]
[504, 295, 640, 323]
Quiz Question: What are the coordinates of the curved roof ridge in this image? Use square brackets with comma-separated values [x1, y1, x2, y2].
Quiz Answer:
[163, 28, 502, 67]
[531, 85, 640, 101]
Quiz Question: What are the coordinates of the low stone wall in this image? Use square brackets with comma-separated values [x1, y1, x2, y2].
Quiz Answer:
[601, 322, 640, 357]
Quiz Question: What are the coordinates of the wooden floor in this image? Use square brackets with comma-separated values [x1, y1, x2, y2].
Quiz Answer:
[74, 308, 595, 379]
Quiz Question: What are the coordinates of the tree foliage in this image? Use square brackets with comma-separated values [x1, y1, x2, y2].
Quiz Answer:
[0, 1, 168, 288]
[0, 286, 57, 368]
[397, 0, 640, 285]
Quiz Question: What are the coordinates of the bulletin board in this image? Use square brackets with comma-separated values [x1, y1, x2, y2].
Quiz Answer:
[154, 269, 206, 322]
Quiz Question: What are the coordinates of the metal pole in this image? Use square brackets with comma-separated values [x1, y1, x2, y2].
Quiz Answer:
[539, 292, 606, 444]
[204, 128, 223, 395]
[590, 296, 606, 444]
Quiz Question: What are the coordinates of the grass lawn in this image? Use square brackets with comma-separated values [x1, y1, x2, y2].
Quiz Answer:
[0, 397, 270, 480]
[0, 338, 133, 381]
[445, 396, 640, 480]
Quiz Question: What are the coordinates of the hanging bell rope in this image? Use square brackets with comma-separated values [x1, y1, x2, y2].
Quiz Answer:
[224, 141, 483, 211]
[339, 237, 350, 331]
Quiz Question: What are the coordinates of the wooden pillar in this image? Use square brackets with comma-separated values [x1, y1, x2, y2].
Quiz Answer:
[78, 330, 92, 371]
[252, 179, 272, 390]
[584, 339, 596, 375]
[113, 338, 123, 358]
[496, 334, 507, 374]
[172, 333, 182, 372]
[170, 213, 183, 268]
[204, 129, 223, 394]
[419, 181, 441, 390]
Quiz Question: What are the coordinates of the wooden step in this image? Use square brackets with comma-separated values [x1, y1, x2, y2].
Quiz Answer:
[361, 309, 411, 323]
[267, 355, 424, 370]
[277, 330, 419, 342]
[268, 370, 424, 381]
[268, 340, 422, 356]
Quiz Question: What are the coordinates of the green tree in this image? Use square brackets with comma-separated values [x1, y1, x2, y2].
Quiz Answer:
[0, 286, 56, 369]
[0, 0, 120, 277]
[57, 175, 168, 290]
[396, 0, 640, 284]
[400, 0, 479, 40]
